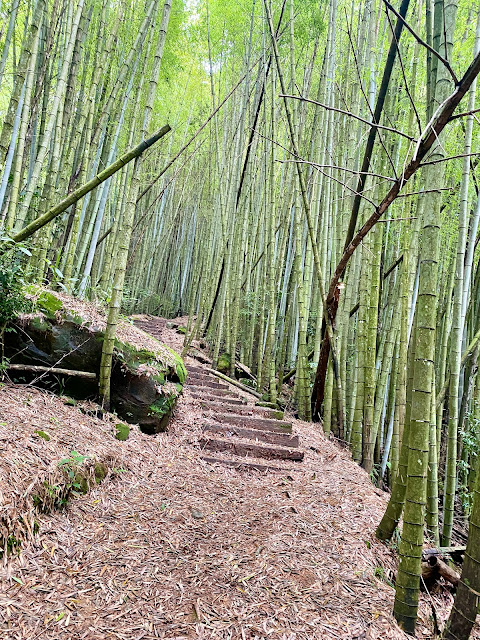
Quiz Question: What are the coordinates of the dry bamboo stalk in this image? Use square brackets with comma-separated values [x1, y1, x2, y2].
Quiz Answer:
[8, 364, 97, 379]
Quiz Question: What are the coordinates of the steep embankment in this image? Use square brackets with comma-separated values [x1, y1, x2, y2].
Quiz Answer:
[0, 321, 470, 640]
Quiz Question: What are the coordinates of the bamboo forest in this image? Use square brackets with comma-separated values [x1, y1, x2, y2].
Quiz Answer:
[4, 0, 480, 637]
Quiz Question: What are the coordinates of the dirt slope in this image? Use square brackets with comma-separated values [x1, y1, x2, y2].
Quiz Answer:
[0, 325, 472, 639]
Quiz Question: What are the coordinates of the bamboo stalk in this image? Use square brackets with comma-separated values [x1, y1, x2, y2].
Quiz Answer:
[11, 125, 171, 243]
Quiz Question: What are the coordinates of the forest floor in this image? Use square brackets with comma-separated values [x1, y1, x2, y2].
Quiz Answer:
[0, 322, 474, 640]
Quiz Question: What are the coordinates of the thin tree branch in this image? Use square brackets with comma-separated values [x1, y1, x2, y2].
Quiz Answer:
[383, 0, 458, 84]
[279, 94, 415, 140]
[327, 50, 480, 305]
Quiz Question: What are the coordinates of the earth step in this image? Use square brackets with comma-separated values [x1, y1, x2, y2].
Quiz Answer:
[214, 413, 292, 434]
[201, 456, 284, 472]
[189, 349, 212, 365]
[188, 386, 240, 398]
[202, 423, 299, 447]
[186, 378, 228, 390]
[199, 437, 304, 461]
[187, 366, 208, 375]
[190, 392, 247, 405]
[186, 371, 216, 382]
[200, 399, 284, 420]
[255, 400, 279, 409]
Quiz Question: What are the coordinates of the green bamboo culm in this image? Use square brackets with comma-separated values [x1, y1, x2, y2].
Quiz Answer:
[11, 125, 171, 244]
[393, 0, 457, 630]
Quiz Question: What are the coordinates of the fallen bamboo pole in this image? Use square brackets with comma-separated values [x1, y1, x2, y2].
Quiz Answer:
[8, 364, 97, 379]
[11, 125, 171, 243]
[205, 367, 262, 399]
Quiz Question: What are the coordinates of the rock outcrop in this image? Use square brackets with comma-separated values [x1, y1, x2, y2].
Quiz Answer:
[5, 288, 186, 433]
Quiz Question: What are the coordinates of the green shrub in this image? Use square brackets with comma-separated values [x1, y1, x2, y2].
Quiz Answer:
[0, 237, 32, 325]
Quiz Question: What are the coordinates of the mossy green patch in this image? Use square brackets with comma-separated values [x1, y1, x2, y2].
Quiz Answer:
[115, 338, 186, 386]
[73, 473, 89, 494]
[154, 372, 165, 385]
[164, 345, 187, 383]
[217, 352, 231, 373]
[34, 430, 51, 441]
[35, 290, 63, 317]
[174, 359, 187, 384]
[115, 423, 130, 441]
[94, 462, 107, 484]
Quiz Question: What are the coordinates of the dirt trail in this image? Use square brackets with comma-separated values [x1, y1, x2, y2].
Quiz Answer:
[0, 319, 465, 639]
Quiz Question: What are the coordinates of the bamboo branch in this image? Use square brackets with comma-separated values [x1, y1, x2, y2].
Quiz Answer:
[328, 51, 480, 305]
[383, 0, 458, 84]
[313, 49, 480, 412]
[279, 94, 415, 140]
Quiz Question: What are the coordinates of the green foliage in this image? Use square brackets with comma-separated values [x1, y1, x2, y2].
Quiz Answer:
[458, 414, 480, 514]
[217, 352, 231, 373]
[0, 237, 32, 325]
[239, 376, 256, 389]
[58, 450, 89, 469]
[374, 565, 394, 588]
[34, 430, 51, 441]
[56, 450, 91, 504]
[148, 394, 176, 418]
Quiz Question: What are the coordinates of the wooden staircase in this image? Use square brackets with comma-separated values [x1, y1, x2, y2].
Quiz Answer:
[133, 316, 304, 471]
[186, 364, 304, 470]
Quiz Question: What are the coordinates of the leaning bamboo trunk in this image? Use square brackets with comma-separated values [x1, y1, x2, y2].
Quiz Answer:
[11, 126, 171, 244]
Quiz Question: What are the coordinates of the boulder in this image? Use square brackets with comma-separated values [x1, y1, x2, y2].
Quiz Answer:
[5, 288, 186, 434]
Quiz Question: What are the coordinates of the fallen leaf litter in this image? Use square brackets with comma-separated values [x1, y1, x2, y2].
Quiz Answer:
[0, 321, 475, 640]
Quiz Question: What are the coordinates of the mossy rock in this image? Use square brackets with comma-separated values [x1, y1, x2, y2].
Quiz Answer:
[73, 473, 89, 494]
[6, 288, 185, 434]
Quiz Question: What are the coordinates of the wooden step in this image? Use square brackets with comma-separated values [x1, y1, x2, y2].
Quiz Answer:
[199, 437, 304, 461]
[214, 413, 292, 434]
[202, 423, 299, 447]
[255, 400, 279, 409]
[190, 392, 247, 405]
[187, 366, 208, 375]
[186, 377, 227, 389]
[187, 371, 215, 382]
[201, 456, 284, 472]
[200, 400, 283, 420]
[188, 386, 239, 397]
